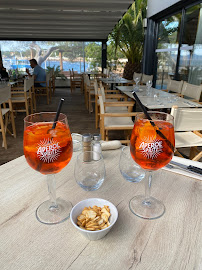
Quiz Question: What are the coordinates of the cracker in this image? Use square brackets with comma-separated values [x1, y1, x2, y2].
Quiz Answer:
[76, 205, 111, 231]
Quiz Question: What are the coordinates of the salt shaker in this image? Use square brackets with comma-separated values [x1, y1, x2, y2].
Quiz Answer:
[92, 134, 102, 160]
[82, 133, 92, 162]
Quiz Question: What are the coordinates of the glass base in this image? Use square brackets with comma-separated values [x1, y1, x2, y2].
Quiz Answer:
[36, 198, 72, 225]
[129, 195, 165, 220]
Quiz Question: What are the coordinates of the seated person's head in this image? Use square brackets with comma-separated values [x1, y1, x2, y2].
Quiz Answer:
[29, 59, 38, 68]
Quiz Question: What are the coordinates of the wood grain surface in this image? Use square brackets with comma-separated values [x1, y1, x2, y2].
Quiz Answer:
[0, 149, 201, 270]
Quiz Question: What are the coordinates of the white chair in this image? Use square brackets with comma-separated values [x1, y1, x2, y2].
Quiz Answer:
[103, 68, 110, 77]
[165, 79, 184, 94]
[141, 74, 153, 85]
[11, 77, 34, 115]
[94, 80, 129, 128]
[98, 95, 136, 144]
[181, 82, 202, 102]
[83, 74, 95, 113]
[94, 80, 122, 128]
[133, 72, 142, 82]
[0, 85, 16, 149]
[171, 106, 202, 161]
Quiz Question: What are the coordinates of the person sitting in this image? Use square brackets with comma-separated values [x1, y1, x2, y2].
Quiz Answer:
[0, 61, 9, 81]
[26, 59, 46, 87]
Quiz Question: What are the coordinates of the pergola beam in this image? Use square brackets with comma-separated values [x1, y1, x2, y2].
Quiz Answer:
[0, 0, 133, 41]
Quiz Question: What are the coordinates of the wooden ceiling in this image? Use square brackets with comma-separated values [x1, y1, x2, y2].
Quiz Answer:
[0, 0, 134, 41]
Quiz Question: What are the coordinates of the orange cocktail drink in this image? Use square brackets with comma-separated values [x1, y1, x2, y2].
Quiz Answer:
[24, 121, 73, 175]
[24, 112, 73, 225]
[129, 111, 175, 220]
[130, 119, 174, 171]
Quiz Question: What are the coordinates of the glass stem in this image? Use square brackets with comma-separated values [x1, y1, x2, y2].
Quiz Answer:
[47, 174, 58, 211]
[144, 171, 152, 205]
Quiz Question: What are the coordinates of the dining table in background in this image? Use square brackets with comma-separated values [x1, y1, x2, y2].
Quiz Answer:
[9, 81, 21, 87]
[82, 71, 103, 79]
[116, 85, 202, 110]
[101, 77, 132, 90]
[0, 149, 201, 270]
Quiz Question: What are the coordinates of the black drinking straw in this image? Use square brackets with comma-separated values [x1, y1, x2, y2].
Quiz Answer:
[132, 91, 174, 152]
[52, 98, 65, 129]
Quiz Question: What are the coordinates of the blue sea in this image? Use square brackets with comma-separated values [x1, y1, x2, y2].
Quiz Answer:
[41, 60, 90, 72]
[3, 59, 90, 73]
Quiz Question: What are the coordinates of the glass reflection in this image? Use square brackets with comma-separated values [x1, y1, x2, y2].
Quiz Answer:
[155, 13, 182, 89]
[179, 4, 202, 85]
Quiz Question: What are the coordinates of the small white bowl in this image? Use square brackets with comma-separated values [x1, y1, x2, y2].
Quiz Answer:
[70, 198, 118, 241]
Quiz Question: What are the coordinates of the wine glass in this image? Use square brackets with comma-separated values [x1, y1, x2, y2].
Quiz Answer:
[74, 150, 105, 191]
[133, 77, 140, 91]
[119, 146, 145, 183]
[24, 112, 73, 225]
[109, 72, 113, 79]
[130, 111, 175, 219]
[153, 92, 161, 104]
[146, 80, 152, 96]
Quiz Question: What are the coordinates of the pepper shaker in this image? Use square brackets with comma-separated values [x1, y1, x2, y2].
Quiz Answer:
[82, 133, 92, 162]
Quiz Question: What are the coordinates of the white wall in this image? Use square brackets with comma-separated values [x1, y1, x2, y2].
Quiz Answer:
[147, 0, 181, 18]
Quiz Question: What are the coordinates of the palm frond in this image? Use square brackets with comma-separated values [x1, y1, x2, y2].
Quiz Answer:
[110, 0, 147, 64]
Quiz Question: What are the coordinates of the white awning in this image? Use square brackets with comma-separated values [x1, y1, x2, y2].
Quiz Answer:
[0, 0, 134, 41]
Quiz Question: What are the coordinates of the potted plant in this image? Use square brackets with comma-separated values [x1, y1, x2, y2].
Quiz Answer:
[110, 0, 147, 80]
[46, 65, 70, 87]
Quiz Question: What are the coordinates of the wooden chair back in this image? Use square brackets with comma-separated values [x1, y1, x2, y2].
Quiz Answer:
[167, 79, 183, 94]
[98, 95, 105, 114]
[46, 72, 51, 84]
[100, 85, 106, 102]
[181, 82, 202, 101]
[94, 79, 99, 95]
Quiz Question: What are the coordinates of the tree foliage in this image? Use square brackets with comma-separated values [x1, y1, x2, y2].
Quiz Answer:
[84, 42, 102, 70]
[110, 0, 147, 65]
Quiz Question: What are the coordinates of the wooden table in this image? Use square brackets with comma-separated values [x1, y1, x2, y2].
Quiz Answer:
[116, 85, 202, 109]
[101, 77, 132, 90]
[0, 149, 201, 269]
[9, 81, 19, 86]
[82, 71, 102, 79]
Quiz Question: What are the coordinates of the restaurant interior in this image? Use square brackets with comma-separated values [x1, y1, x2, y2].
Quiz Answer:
[0, 1, 202, 269]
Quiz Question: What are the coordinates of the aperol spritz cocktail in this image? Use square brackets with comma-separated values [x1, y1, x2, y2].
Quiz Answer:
[130, 112, 175, 219]
[24, 122, 72, 174]
[24, 112, 73, 225]
[130, 119, 174, 171]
